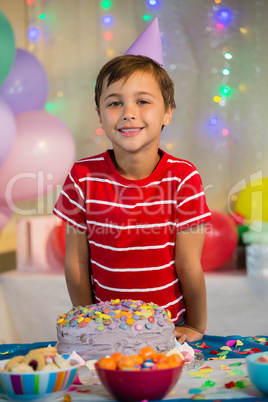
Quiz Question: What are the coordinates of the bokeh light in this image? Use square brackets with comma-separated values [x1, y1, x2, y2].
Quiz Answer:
[222, 68, 230, 75]
[147, 0, 158, 6]
[213, 96, 221, 103]
[27, 27, 40, 40]
[224, 52, 232, 59]
[238, 84, 246, 91]
[222, 129, 229, 136]
[106, 49, 115, 57]
[101, 0, 112, 9]
[143, 15, 151, 21]
[210, 116, 218, 125]
[102, 15, 113, 25]
[216, 8, 233, 25]
[103, 32, 113, 40]
[45, 103, 53, 111]
[220, 85, 231, 96]
[96, 128, 103, 135]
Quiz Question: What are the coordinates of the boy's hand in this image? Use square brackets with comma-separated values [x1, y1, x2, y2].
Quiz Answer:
[174, 324, 204, 344]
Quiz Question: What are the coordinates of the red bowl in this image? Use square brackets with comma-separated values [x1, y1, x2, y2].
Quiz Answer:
[95, 363, 184, 402]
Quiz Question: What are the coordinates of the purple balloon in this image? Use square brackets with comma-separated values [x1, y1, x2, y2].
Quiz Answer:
[0, 48, 48, 115]
[0, 96, 16, 167]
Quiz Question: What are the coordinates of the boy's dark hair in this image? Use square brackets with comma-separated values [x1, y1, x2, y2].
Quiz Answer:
[95, 55, 176, 112]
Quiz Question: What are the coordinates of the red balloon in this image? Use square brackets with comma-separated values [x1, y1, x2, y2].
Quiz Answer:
[52, 221, 66, 262]
[201, 210, 238, 271]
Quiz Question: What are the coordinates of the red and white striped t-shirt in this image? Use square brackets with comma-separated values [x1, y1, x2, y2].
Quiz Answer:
[53, 149, 211, 322]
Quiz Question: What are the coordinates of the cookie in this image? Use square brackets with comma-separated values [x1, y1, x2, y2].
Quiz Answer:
[22, 351, 46, 371]
[41, 363, 59, 371]
[10, 363, 34, 373]
[34, 346, 57, 358]
[4, 356, 24, 372]
[54, 355, 71, 369]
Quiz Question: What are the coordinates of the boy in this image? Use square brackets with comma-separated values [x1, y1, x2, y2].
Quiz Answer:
[53, 22, 211, 343]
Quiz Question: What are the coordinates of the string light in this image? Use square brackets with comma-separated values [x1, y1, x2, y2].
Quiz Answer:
[220, 85, 231, 96]
[106, 49, 115, 57]
[96, 128, 103, 135]
[238, 84, 246, 91]
[27, 27, 40, 40]
[38, 14, 46, 19]
[222, 68, 230, 75]
[101, 0, 112, 9]
[240, 27, 248, 34]
[102, 15, 113, 25]
[224, 52, 232, 59]
[147, 0, 158, 6]
[216, 8, 233, 26]
[222, 129, 229, 136]
[213, 96, 221, 103]
[143, 15, 151, 21]
[103, 32, 113, 40]
[210, 116, 218, 125]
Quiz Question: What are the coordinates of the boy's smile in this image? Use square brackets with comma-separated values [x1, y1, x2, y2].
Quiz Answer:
[98, 71, 173, 158]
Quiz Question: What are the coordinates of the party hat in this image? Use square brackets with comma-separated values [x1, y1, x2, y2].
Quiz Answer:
[124, 17, 164, 66]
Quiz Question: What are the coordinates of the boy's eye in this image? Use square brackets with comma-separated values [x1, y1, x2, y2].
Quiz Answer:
[108, 101, 122, 107]
[137, 100, 149, 105]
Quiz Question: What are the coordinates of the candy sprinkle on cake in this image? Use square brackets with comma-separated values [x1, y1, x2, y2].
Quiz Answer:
[56, 299, 176, 360]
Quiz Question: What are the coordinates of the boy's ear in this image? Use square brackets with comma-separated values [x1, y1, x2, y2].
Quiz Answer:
[96, 107, 103, 126]
[162, 106, 173, 127]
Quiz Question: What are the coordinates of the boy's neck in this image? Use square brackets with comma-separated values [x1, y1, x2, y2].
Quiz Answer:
[111, 148, 161, 180]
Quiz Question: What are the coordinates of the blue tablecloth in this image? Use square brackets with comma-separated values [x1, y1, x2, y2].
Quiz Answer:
[1, 335, 268, 402]
[1, 334, 267, 361]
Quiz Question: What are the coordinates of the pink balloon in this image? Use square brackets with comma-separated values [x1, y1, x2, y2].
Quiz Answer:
[0, 96, 16, 167]
[0, 203, 12, 231]
[0, 111, 76, 203]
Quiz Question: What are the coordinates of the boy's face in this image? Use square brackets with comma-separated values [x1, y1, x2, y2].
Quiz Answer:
[98, 71, 173, 156]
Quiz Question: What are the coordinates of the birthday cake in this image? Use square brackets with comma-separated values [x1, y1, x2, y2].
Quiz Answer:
[56, 299, 176, 360]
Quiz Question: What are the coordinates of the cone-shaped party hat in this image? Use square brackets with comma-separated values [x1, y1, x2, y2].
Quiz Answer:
[124, 17, 163, 66]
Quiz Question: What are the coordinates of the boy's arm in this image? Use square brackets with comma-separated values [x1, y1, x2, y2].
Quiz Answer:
[64, 223, 93, 307]
[174, 224, 207, 343]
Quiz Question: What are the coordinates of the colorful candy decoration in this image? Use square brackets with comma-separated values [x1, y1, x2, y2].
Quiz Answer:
[201, 210, 238, 271]
[57, 299, 171, 332]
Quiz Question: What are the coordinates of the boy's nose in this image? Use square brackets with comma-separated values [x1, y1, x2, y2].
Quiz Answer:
[123, 115, 135, 120]
[122, 105, 136, 120]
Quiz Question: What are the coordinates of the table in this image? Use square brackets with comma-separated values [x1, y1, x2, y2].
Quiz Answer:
[1, 335, 268, 401]
[1, 270, 268, 344]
